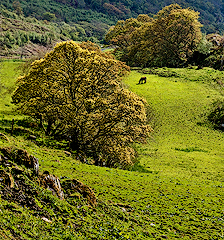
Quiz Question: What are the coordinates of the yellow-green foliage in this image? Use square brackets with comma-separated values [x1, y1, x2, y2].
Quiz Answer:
[12, 41, 152, 167]
[106, 4, 202, 67]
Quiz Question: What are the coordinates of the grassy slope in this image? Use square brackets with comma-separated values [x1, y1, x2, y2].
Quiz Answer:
[0, 62, 223, 239]
[0, 61, 23, 119]
[125, 70, 224, 181]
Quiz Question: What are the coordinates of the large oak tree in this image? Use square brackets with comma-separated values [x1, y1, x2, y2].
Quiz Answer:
[12, 41, 152, 167]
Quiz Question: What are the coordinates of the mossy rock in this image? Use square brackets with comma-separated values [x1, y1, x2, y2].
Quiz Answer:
[39, 171, 64, 200]
[62, 179, 97, 207]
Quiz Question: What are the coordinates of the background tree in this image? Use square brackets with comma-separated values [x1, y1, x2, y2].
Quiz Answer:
[149, 4, 202, 67]
[12, 41, 152, 167]
[105, 14, 152, 65]
[43, 12, 56, 22]
[105, 14, 152, 48]
[188, 33, 212, 67]
[204, 34, 224, 70]
[106, 4, 202, 68]
[12, 1, 23, 15]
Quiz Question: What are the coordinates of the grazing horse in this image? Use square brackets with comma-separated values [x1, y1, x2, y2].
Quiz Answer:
[138, 77, 147, 84]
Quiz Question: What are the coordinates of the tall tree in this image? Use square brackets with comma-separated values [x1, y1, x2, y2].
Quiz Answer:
[106, 4, 202, 67]
[205, 33, 224, 70]
[105, 14, 153, 63]
[149, 4, 202, 67]
[12, 41, 152, 167]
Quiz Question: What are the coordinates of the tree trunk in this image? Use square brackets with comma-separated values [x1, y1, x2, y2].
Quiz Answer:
[70, 128, 80, 151]
[46, 120, 53, 136]
[11, 118, 14, 135]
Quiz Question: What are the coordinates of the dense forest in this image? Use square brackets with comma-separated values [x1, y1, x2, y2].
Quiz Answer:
[1, 0, 224, 61]
[1, 0, 224, 34]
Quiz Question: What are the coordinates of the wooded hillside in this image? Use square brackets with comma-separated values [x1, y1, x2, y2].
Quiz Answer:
[1, 0, 224, 34]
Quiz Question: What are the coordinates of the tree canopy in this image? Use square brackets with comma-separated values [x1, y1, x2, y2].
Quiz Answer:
[106, 4, 202, 67]
[12, 40, 152, 167]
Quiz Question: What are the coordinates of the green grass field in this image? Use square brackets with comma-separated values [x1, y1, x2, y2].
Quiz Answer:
[125, 70, 224, 181]
[0, 61, 22, 120]
[0, 62, 223, 239]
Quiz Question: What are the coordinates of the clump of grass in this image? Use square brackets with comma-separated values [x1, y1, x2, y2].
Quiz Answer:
[174, 147, 208, 152]
[129, 160, 153, 173]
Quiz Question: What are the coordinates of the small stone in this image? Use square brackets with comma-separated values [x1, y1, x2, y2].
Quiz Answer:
[27, 135, 37, 140]
[41, 217, 52, 223]
[121, 207, 126, 212]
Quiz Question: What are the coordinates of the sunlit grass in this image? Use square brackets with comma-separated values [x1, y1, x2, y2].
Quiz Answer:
[0, 60, 23, 120]
[124, 70, 224, 181]
[0, 62, 223, 239]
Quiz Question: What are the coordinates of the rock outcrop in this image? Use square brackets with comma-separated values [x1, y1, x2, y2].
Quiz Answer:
[39, 171, 64, 200]
[0, 146, 96, 210]
[62, 179, 97, 206]
[1, 147, 39, 176]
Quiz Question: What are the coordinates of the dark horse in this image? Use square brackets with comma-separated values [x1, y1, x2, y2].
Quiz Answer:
[138, 77, 147, 84]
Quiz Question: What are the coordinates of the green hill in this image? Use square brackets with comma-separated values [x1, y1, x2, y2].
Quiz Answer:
[125, 68, 224, 180]
[1, 0, 224, 34]
[0, 61, 223, 239]
[1, 0, 224, 58]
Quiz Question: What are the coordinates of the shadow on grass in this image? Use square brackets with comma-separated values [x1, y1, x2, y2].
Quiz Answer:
[175, 147, 208, 153]
[0, 119, 13, 127]
[128, 161, 154, 173]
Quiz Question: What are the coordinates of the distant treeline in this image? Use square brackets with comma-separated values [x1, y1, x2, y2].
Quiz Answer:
[1, 0, 224, 34]
[105, 4, 224, 70]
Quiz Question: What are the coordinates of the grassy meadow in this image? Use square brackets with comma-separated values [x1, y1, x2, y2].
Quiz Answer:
[0, 61, 223, 239]
[0, 61, 23, 120]
[125, 69, 224, 181]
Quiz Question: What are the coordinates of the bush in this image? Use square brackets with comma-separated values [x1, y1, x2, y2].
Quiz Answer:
[207, 100, 224, 129]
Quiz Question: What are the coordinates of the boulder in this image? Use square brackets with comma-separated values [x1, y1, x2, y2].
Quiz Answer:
[0, 147, 39, 176]
[40, 171, 64, 200]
